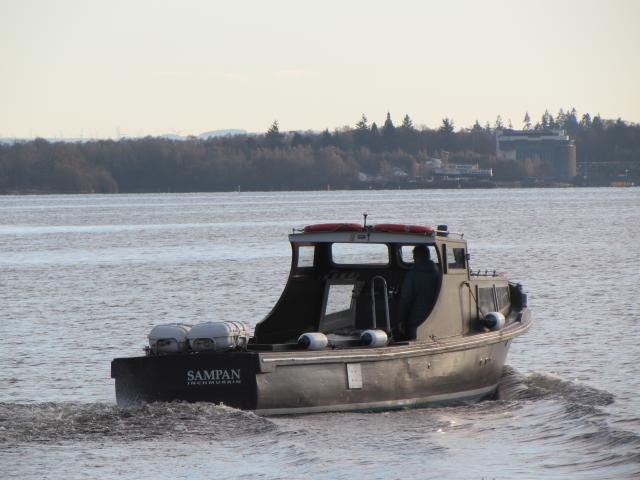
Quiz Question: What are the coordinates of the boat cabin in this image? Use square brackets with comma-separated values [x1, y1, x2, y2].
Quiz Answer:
[253, 223, 477, 345]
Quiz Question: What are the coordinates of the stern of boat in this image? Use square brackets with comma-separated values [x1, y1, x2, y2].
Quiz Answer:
[111, 352, 260, 409]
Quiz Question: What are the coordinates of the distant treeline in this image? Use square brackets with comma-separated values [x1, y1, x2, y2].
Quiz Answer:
[1, 110, 639, 193]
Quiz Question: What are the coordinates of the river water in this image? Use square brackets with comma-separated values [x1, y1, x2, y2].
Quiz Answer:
[1, 188, 639, 479]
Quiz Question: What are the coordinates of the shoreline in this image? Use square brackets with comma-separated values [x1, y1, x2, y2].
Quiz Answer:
[0, 183, 635, 196]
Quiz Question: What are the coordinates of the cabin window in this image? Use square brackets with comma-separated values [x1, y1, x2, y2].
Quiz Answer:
[319, 282, 358, 333]
[297, 246, 315, 268]
[331, 243, 389, 266]
[324, 284, 354, 315]
[477, 287, 495, 314]
[496, 286, 510, 311]
[448, 247, 466, 270]
[399, 245, 439, 267]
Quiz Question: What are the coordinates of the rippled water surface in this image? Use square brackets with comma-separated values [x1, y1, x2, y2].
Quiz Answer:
[1, 189, 639, 479]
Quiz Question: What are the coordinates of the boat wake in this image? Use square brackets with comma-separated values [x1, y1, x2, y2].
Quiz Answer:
[0, 401, 276, 446]
[2, 367, 639, 476]
[493, 366, 640, 472]
[497, 365, 615, 406]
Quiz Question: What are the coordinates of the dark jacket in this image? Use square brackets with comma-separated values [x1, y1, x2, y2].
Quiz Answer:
[398, 259, 439, 333]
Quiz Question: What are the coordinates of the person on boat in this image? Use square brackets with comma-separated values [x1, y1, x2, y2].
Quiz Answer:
[397, 245, 439, 340]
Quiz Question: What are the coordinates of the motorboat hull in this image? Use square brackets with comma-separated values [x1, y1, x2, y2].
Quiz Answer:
[112, 312, 531, 415]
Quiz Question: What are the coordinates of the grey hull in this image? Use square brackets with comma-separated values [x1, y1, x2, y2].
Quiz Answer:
[254, 330, 517, 415]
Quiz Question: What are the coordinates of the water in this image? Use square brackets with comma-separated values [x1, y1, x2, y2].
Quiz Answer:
[1, 188, 639, 479]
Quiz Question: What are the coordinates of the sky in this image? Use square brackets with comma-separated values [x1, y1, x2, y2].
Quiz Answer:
[1, 0, 639, 138]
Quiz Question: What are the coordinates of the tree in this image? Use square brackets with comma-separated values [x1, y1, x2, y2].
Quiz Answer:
[592, 114, 604, 130]
[494, 115, 504, 130]
[369, 122, 382, 153]
[354, 114, 369, 148]
[401, 114, 414, 130]
[381, 112, 396, 150]
[439, 118, 455, 134]
[523, 112, 531, 130]
[355, 114, 369, 131]
[580, 113, 592, 129]
[472, 120, 483, 132]
[556, 108, 566, 129]
[320, 129, 333, 147]
[540, 110, 554, 129]
[291, 132, 306, 147]
[399, 114, 418, 153]
[266, 120, 283, 147]
[382, 112, 395, 131]
[564, 108, 579, 136]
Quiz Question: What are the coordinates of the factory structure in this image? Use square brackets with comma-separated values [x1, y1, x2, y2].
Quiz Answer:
[496, 129, 576, 179]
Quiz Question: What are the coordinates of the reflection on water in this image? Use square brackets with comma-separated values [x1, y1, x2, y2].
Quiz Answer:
[1, 188, 639, 479]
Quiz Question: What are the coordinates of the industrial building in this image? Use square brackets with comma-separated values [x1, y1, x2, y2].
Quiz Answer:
[496, 129, 576, 179]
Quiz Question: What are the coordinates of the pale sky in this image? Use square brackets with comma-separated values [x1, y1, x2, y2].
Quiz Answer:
[1, 0, 639, 138]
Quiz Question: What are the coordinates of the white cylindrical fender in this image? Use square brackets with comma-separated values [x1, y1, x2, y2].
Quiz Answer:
[483, 312, 505, 331]
[297, 332, 329, 350]
[360, 329, 388, 347]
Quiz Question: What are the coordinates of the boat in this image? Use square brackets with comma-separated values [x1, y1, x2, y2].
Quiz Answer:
[111, 221, 532, 415]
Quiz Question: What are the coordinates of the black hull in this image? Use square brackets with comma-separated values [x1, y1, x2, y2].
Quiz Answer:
[112, 352, 260, 410]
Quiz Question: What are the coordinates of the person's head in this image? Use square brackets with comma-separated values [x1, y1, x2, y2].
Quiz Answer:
[412, 245, 430, 263]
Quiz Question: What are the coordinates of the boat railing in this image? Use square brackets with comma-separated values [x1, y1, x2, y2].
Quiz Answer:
[470, 269, 500, 277]
[434, 229, 464, 238]
[370, 276, 391, 333]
